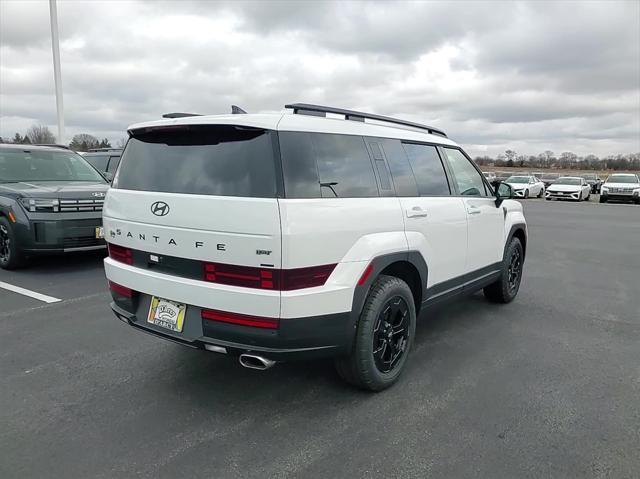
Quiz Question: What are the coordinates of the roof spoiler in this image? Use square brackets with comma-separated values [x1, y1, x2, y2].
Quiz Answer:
[161, 105, 247, 119]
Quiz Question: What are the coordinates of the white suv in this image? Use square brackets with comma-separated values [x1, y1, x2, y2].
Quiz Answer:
[103, 103, 527, 391]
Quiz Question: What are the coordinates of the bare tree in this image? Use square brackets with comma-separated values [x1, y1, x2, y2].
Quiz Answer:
[116, 137, 127, 149]
[69, 133, 100, 151]
[25, 125, 56, 144]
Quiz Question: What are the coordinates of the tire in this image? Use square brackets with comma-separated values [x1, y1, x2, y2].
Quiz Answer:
[586, 192, 591, 201]
[524, 189, 529, 199]
[0, 216, 26, 270]
[483, 237, 524, 304]
[599, 196, 607, 204]
[537, 188, 544, 198]
[335, 275, 416, 391]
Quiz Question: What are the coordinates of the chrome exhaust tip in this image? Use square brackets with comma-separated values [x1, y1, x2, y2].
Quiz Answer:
[239, 354, 276, 371]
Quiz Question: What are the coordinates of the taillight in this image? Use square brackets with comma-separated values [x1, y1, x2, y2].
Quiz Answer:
[202, 262, 336, 291]
[203, 262, 281, 290]
[108, 243, 133, 265]
[201, 309, 279, 329]
[108, 280, 133, 298]
[281, 264, 336, 290]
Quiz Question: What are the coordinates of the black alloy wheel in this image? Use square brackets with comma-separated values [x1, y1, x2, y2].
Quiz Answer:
[372, 296, 410, 374]
[507, 247, 523, 295]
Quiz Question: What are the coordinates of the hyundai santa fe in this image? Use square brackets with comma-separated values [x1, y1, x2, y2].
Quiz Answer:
[104, 103, 527, 391]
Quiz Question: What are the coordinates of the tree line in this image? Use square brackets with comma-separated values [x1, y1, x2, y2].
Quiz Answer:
[474, 149, 640, 171]
[1, 125, 638, 171]
[0, 124, 112, 150]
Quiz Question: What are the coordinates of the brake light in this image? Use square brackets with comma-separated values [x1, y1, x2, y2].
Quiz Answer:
[108, 243, 133, 265]
[108, 280, 133, 298]
[201, 309, 279, 329]
[202, 262, 336, 291]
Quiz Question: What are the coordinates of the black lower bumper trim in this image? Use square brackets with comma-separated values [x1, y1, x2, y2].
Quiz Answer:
[110, 302, 349, 361]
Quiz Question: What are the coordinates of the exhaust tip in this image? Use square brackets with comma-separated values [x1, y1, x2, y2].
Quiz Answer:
[239, 354, 276, 371]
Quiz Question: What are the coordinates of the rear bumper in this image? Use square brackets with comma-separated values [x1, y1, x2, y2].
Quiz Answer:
[110, 301, 351, 361]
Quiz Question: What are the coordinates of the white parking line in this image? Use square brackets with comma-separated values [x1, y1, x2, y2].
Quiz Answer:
[0, 281, 61, 304]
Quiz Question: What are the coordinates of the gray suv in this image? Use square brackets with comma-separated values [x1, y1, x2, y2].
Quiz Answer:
[0, 144, 109, 269]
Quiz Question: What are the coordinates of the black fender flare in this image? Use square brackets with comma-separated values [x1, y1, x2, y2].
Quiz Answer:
[343, 251, 428, 352]
[504, 223, 527, 261]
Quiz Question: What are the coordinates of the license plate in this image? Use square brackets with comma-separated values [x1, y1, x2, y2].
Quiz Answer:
[147, 297, 187, 332]
[95, 226, 104, 239]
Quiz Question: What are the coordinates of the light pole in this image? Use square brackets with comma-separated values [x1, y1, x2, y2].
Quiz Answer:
[49, 0, 64, 144]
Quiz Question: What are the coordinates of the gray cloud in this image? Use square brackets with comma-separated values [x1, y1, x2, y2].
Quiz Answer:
[0, 0, 638, 157]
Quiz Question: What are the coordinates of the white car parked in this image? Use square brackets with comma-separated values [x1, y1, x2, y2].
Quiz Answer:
[545, 176, 591, 201]
[600, 173, 640, 204]
[504, 175, 545, 198]
[103, 103, 527, 391]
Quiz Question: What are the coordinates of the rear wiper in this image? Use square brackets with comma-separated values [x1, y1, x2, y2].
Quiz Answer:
[320, 182, 339, 197]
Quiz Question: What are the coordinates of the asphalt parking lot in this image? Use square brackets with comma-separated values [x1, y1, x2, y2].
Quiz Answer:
[1, 199, 639, 479]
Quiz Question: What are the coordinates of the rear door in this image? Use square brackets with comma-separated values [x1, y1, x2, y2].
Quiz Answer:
[440, 147, 505, 273]
[383, 139, 468, 288]
[104, 125, 282, 271]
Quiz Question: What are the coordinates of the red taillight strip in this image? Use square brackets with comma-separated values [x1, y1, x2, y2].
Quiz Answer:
[202, 262, 336, 291]
[201, 309, 279, 329]
[108, 280, 133, 298]
[107, 243, 133, 265]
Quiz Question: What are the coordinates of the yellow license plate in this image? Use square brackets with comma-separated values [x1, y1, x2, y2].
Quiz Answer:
[147, 297, 187, 332]
[95, 226, 105, 239]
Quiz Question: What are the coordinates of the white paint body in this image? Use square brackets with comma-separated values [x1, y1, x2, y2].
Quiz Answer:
[506, 175, 545, 198]
[104, 110, 526, 320]
[545, 177, 591, 201]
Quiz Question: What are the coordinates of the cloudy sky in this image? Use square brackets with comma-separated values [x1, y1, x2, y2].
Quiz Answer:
[1, 0, 639, 157]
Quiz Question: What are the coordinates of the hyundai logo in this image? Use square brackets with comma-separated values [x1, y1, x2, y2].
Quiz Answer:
[151, 201, 170, 216]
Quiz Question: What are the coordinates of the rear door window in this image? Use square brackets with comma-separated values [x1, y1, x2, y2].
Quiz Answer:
[401, 143, 451, 196]
[114, 126, 278, 198]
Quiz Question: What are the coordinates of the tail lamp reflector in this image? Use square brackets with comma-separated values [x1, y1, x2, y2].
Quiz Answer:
[108, 280, 133, 298]
[201, 309, 279, 329]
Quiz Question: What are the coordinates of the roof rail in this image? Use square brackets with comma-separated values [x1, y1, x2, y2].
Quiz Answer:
[284, 103, 447, 138]
[34, 143, 71, 149]
[162, 112, 203, 119]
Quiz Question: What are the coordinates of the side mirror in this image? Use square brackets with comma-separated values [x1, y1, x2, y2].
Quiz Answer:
[495, 182, 513, 206]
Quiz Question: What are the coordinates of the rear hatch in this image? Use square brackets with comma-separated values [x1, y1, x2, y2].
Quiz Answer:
[103, 124, 282, 277]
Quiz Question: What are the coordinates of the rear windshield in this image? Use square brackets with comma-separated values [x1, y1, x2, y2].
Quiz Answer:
[0, 148, 106, 183]
[114, 125, 277, 197]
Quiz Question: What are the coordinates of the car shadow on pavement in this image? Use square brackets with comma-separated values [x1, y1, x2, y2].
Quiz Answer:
[156, 291, 499, 402]
[13, 250, 106, 276]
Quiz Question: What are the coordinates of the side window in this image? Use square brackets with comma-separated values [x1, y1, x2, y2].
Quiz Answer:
[279, 132, 379, 198]
[85, 155, 108, 172]
[107, 155, 121, 174]
[401, 143, 450, 196]
[312, 133, 378, 198]
[442, 148, 488, 196]
[279, 132, 321, 198]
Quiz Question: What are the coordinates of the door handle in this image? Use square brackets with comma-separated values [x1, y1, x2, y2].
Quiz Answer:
[406, 206, 428, 218]
[467, 205, 481, 215]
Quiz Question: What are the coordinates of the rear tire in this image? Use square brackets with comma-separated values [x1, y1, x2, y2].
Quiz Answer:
[484, 237, 524, 304]
[335, 275, 416, 391]
[599, 196, 607, 203]
[537, 188, 544, 198]
[0, 216, 26, 270]
[524, 189, 529, 198]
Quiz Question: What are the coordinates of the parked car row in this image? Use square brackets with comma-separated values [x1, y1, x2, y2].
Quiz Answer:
[482, 171, 639, 203]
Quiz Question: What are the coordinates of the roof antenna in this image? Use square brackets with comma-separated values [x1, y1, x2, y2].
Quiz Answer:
[231, 105, 247, 114]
